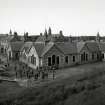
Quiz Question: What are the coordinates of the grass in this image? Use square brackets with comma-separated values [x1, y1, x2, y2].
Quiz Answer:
[0, 81, 25, 104]
[1, 62, 105, 105]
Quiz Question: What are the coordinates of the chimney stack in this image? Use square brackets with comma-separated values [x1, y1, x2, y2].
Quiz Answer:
[69, 35, 72, 43]
[40, 33, 42, 36]
[59, 30, 63, 36]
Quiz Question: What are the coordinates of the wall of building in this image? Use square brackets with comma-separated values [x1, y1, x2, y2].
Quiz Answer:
[19, 43, 102, 70]
[42, 45, 64, 68]
[19, 50, 29, 64]
[27, 46, 39, 69]
[78, 45, 101, 64]
[42, 45, 79, 68]
[63, 54, 79, 68]
[6, 46, 13, 60]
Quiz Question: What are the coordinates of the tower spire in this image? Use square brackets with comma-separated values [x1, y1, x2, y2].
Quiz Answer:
[48, 27, 52, 35]
[9, 29, 12, 35]
[44, 28, 48, 36]
[96, 32, 100, 42]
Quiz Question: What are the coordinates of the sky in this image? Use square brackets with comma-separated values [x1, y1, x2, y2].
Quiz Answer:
[0, 0, 105, 36]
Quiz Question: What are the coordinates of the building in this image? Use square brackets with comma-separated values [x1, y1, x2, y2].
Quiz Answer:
[77, 41, 101, 64]
[7, 41, 24, 61]
[36, 28, 69, 44]
[19, 40, 103, 70]
[97, 42, 105, 61]
[19, 42, 33, 64]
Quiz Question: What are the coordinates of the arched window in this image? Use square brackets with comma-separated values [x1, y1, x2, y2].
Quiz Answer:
[56, 56, 59, 64]
[1, 47, 4, 53]
[65, 56, 68, 64]
[52, 55, 56, 65]
[31, 55, 36, 65]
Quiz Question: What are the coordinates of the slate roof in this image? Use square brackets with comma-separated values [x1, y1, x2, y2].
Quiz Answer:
[41, 42, 54, 56]
[76, 42, 86, 53]
[6, 35, 14, 42]
[76, 41, 100, 53]
[97, 42, 105, 52]
[28, 41, 102, 58]
[36, 34, 67, 43]
[35, 36, 47, 43]
[33, 41, 100, 57]
[55, 42, 77, 54]
[24, 35, 39, 42]
[0, 35, 13, 42]
[86, 42, 99, 52]
[10, 41, 24, 52]
[20, 42, 33, 53]
[33, 42, 45, 57]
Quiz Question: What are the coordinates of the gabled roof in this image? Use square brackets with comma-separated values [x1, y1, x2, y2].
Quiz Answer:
[33, 42, 45, 57]
[20, 42, 33, 53]
[24, 35, 39, 42]
[86, 42, 99, 52]
[0, 35, 13, 42]
[76, 41, 100, 53]
[76, 41, 86, 53]
[97, 42, 105, 52]
[41, 42, 54, 56]
[30, 41, 101, 58]
[55, 42, 77, 54]
[35, 36, 46, 43]
[36, 34, 67, 43]
[10, 41, 24, 52]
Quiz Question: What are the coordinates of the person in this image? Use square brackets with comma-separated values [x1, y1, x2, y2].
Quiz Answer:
[14, 65, 17, 78]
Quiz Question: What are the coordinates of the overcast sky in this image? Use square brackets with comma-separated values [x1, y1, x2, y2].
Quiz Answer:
[0, 0, 105, 36]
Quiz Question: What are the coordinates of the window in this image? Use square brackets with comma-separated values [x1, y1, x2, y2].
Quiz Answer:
[65, 56, 68, 64]
[31, 55, 36, 65]
[33, 57, 36, 65]
[86, 54, 88, 61]
[56, 56, 59, 65]
[81, 54, 83, 61]
[52, 55, 56, 65]
[73, 56, 75, 62]
[48, 57, 51, 66]
[5, 49, 6, 53]
[97, 54, 99, 60]
[102, 53, 104, 59]
[83, 52, 85, 61]
[1, 47, 4, 53]
[92, 53, 94, 60]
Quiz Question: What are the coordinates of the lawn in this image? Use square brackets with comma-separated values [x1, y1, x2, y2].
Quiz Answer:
[0, 81, 25, 104]
[1, 62, 105, 105]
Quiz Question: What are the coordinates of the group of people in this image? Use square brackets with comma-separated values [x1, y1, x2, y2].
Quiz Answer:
[14, 63, 55, 80]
